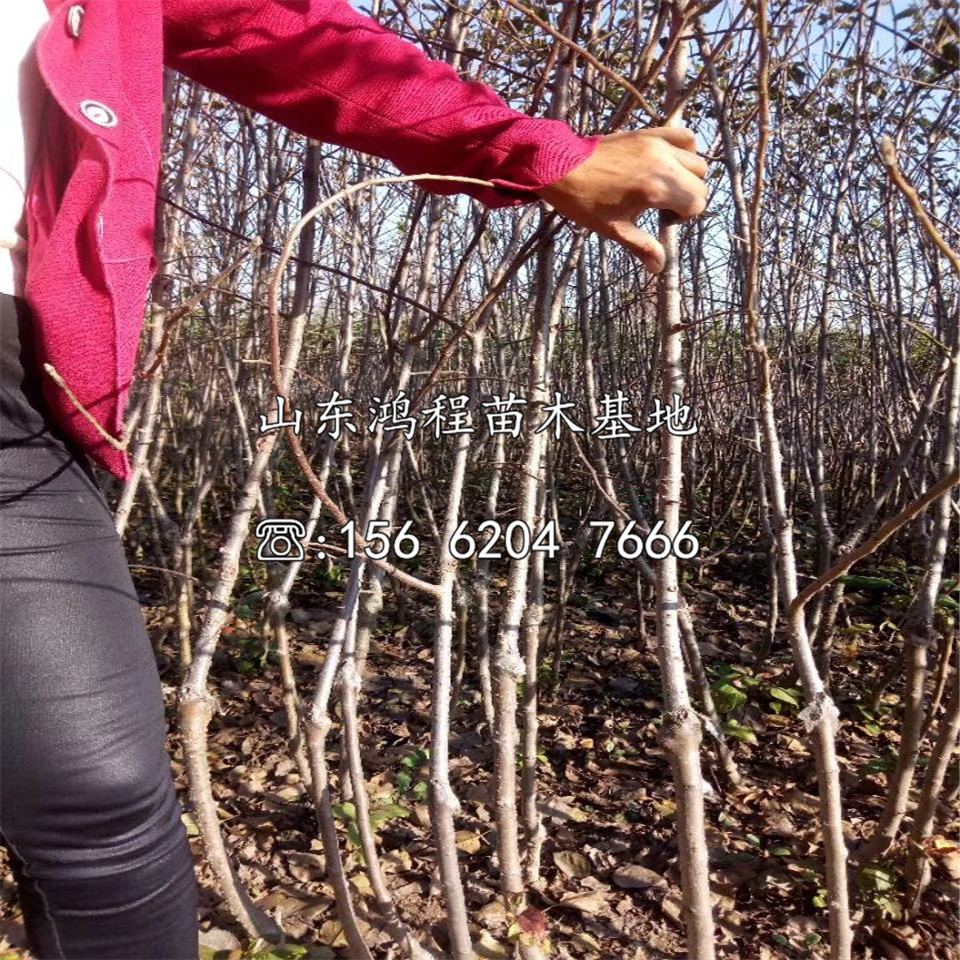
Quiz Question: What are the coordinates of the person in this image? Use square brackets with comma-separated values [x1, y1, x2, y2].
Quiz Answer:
[0, 1, 708, 957]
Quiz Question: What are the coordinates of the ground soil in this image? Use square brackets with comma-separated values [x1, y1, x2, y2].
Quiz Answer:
[2, 554, 958, 959]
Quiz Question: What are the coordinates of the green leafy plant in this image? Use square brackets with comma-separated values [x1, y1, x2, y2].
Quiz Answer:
[767, 685, 802, 715]
[395, 747, 430, 801]
[230, 632, 276, 676]
[711, 663, 802, 739]
[247, 946, 333, 960]
[316, 561, 344, 586]
[855, 704, 884, 738]
[201, 940, 336, 960]
[859, 865, 902, 920]
[332, 799, 411, 852]
[711, 663, 759, 713]
[862, 753, 897, 776]
[723, 718, 758, 745]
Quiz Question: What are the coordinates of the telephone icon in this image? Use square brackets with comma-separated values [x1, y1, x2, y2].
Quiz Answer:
[255, 519, 307, 562]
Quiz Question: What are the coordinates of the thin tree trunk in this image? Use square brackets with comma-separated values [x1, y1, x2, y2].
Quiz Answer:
[905, 681, 960, 913]
[744, 4, 851, 954]
[653, 7, 715, 956]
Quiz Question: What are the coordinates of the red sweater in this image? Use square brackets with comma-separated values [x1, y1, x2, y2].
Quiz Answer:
[26, 0, 597, 479]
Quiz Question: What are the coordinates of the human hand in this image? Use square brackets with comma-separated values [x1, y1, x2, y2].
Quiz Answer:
[536, 127, 708, 274]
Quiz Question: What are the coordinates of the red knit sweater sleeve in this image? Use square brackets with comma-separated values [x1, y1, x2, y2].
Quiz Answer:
[161, 0, 599, 208]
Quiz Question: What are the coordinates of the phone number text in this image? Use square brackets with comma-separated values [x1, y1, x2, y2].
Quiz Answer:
[327, 519, 699, 561]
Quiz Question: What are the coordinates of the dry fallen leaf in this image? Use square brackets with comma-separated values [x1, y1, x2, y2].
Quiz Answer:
[571, 931, 603, 953]
[655, 799, 676, 817]
[611, 864, 668, 890]
[477, 899, 507, 925]
[383, 848, 412, 873]
[273, 784, 303, 801]
[198, 928, 241, 952]
[285, 850, 325, 883]
[538, 798, 588, 823]
[475, 930, 512, 959]
[661, 891, 684, 926]
[765, 813, 798, 838]
[553, 850, 593, 879]
[350, 872, 373, 898]
[941, 851, 960, 881]
[318, 919, 347, 948]
[923, 835, 960, 857]
[759, 946, 789, 960]
[456, 830, 483, 854]
[560, 891, 609, 914]
[394, 880, 424, 900]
